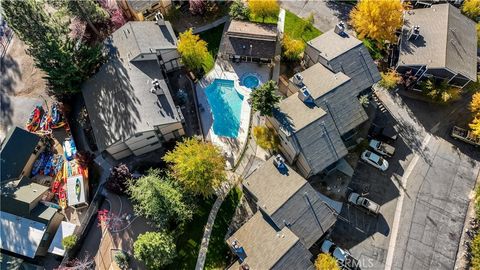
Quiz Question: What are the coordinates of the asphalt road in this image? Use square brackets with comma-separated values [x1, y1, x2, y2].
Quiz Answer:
[280, 0, 353, 32]
[330, 88, 480, 270]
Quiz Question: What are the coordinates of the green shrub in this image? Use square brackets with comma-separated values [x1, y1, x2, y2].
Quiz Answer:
[61, 235, 78, 251]
[418, 78, 461, 103]
[114, 251, 129, 269]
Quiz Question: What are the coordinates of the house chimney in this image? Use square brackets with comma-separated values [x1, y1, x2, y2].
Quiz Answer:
[273, 154, 288, 174]
[293, 73, 304, 87]
[408, 25, 420, 41]
[334, 21, 345, 35]
[150, 79, 165, 95]
[155, 12, 166, 26]
[298, 86, 315, 105]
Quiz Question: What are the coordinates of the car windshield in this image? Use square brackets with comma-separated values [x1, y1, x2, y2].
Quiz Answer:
[363, 200, 370, 207]
[378, 157, 385, 165]
[365, 151, 371, 158]
[376, 141, 381, 148]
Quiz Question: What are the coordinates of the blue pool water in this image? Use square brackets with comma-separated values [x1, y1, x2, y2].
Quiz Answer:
[242, 74, 260, 89]
[204, 79, 244, 138]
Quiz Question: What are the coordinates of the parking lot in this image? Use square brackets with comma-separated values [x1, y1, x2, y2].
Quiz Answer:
[327, 89, 480, 270]
[329, 107, 413, 269]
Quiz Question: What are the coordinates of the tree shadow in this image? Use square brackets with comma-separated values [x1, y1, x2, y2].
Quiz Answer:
[82, 39, 148, 151]
[325, 1, 354, 23]
[0, 54, 21, 132]
[398, 91, 480, 161]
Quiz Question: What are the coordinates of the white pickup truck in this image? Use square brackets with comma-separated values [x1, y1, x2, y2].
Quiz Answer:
[348, 192, 380, 215]
[369, 139, 395, 157]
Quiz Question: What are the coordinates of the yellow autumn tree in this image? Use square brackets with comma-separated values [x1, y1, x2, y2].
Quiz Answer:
[248, 0, 279, 22]
[282, 34, 305, 60]
[379, 70, 401, 90]
[350, 0, 404, 42]
[177, 29, 211, 72]
[163, 138, 227, 198]
[469, 117, 480, 136]
[477, 23, 480, 47]
[315, 253, 340, 270]
[470, 92, 480, 114]
[252, 126, 279, 150]
[462, 0, 480, 21]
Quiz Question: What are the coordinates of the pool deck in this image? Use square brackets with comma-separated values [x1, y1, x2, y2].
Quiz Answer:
[196, 60, 270, 169]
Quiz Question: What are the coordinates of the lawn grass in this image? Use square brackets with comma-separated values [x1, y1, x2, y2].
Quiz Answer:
[204, 187, 243, 270]
[202, 53, 215, 74]
[249, 13, 278, 24]
[199, 23, 225, 57]
[168, 197, 215, 270]
[284, 10, 322, 42]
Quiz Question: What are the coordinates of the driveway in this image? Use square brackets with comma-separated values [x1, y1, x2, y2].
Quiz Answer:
[330, 88, 480, 270]
[280, 0, 353, 32]
[331, 108, 414, 270]
[375, 88, 480, 270]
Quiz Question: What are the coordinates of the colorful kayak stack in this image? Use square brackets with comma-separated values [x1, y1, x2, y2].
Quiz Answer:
[26, 103, 65, 134]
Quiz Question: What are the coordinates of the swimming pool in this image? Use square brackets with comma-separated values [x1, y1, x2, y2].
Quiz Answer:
[241, 73, 260, 89]
[204, 79, 244, 138]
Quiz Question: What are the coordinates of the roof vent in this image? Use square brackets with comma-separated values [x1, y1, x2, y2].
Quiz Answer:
[150, 79, 164, 95]
[334, 21, 345, 35]
[298, 86, 315, 105]
[408, 25, 420, 41]
[293, 73, 304, 87]
[241, 263, 250, 270]
[155, 12, 166, 26]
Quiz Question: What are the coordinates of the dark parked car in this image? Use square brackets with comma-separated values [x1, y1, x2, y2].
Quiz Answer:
[368, 123, 398, 143]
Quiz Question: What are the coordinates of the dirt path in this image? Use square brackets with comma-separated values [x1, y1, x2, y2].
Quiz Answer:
[1, 36, 53, 140]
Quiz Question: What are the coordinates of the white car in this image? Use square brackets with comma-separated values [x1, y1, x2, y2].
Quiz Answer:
[369, 139, 395, 157]
[321, 240, 351, 264]
[361, 150, 389, 171]
[348, 192, 381, 215]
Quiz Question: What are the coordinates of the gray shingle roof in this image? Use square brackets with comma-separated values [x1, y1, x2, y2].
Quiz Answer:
[127, 0, 160, 12]
[307, 29, 362, 61]
[221, 20, 278, 59]
[306, 29, 381, 94]
[114, 21, 177, 59]
[296, 63, 351, 100]
[271, 184, 338, 247]
[243, 157, 310, 216]
[227, 20, 278, 41]
[82, 22, 181, 151]
[244, 157, 337, 247]
[294, 114, 349, 174]
[0, 127, 40, 182]
[227, 213, 314, 270]
[314, 80, 369, 135]
[274, 95, 349, 173]
[276, 93, 327, 132]
[398, 4, 477, 81]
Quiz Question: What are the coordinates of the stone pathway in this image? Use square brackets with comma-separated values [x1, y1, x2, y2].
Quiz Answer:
[195, 111, 268, 270]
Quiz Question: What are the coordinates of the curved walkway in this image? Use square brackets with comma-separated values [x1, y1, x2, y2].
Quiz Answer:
[195, 112, 266, 270]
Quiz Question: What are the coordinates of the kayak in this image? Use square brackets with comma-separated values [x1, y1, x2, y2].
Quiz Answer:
[43, 154, 54, 176]
[26, 105, 43, 132]
[52, 155, 64, 176]
[51, 103, 65, 128]
[63, 139, 77, 161]
[31, 152, 47, 176]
